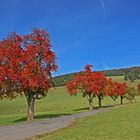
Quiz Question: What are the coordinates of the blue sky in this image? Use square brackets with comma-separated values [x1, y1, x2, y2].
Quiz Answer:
[0, 0, 140, 75]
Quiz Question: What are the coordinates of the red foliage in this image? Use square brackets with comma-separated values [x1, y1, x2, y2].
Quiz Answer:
[0, 29, 57, 98]
[66, 65, 128, 99]
[66, 65, 107, 96]
[103, 78, 127, 97]
[103, 78, 115, 96]
[84, 64, 93, 72]
[66, 80, 78, 95]
[114, 82, 127, 97]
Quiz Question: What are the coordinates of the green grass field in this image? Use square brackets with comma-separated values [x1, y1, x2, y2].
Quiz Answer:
[0, 86, 85, 125]
[0, 86, 121, 126]
[0, 76, 139, 126]
[40, 102, 140, 140]
[110, 76, 140, 87]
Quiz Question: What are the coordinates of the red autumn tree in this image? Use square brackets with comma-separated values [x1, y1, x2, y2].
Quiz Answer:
[66, 64, 107, 110]
[112, 82, 127, 105]
[0, 29, 57, 121]
[66, 64, 95, 110]
[91, 72, 107, 108]
[104, 78, 127, 106]
[103, 78, 118, 106]
[0, 33, 23, 99]
[117, 83, 127, 105]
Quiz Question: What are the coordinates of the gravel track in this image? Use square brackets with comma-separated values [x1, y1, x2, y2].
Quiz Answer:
[0, 107, 113, 140]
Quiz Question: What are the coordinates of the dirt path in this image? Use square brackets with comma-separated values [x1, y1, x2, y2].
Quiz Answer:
[0, 107, 113, 140]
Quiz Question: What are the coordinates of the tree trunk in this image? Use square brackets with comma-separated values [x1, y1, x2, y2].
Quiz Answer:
[98, 95, 102, 108]
[89, 102, 93, 110]
[87, 94, 93, 110]
[24, 90, 35, 122]
[27, 96, 35, 121]
[113, 99, 116, 106]
[120, 96, 123, 105]
[111, 96, 117, 106]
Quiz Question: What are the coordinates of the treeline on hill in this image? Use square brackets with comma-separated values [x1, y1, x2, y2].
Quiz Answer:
[53, 66, 140, 87]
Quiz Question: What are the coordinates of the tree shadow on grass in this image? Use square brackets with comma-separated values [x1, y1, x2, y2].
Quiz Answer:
[13, 113, 71, 123]
[13, 105, 114, 124]
[93, 105, 113, 110]
[73, 105, 113, 112]
[73, 107, 89, 112]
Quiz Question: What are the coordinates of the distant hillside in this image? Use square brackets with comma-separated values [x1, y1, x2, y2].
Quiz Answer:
[52, 66, 140, 87]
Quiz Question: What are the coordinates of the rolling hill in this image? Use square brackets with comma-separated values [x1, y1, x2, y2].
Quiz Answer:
[53, 66, 140, 87]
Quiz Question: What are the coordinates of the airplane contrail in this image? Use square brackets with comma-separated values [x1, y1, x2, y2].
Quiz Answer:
[74, 28, 96, 47]
[98, 0, 107, 15]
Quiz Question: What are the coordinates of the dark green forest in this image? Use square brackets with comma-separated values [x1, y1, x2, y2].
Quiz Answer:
[52, 66, 140, 87]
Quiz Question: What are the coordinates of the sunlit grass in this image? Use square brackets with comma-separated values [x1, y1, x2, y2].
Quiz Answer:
[40, 102, 140, 140]
[0, 76, 140, 126]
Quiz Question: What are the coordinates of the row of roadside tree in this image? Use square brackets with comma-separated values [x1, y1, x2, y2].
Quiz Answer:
[0, 28, 140, 122]
[66, 64, 139, 110]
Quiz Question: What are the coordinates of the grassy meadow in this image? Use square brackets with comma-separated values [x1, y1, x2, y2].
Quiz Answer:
[40, 102, 140, 140]
[0, 76, 139, 126]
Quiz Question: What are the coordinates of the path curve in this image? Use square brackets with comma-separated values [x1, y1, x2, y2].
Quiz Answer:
[0, 107, 113, 140]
